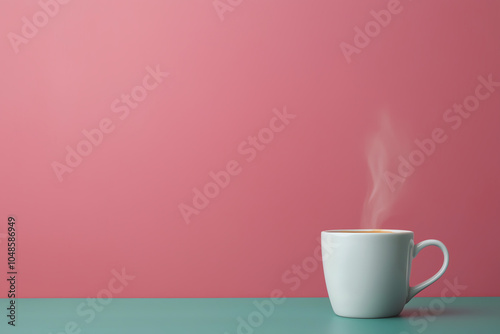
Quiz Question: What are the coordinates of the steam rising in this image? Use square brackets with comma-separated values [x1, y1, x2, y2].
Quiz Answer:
[361, 114, 400, 229]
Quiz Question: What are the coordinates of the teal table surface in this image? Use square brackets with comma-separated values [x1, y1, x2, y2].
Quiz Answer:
[1, 297, 498, 334]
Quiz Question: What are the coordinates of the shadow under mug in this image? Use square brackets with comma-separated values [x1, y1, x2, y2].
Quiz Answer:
[321, 229, 449, 318]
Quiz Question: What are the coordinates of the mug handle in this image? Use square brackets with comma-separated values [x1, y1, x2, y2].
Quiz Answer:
[407, 239, 449, 302]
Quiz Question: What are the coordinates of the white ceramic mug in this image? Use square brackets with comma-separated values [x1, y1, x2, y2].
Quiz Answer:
[321, 229, 449, 318]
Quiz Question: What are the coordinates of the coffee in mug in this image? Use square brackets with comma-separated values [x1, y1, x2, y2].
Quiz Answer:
[321, 229, 449, 318]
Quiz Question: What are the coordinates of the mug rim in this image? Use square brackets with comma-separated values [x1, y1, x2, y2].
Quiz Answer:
[322, 229, 413, 234]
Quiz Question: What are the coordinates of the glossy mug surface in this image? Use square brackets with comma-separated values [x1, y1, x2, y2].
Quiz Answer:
[321, 229, 449, 318]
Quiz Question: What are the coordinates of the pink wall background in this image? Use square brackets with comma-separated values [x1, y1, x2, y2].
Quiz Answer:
[0, 0, 499, 298]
